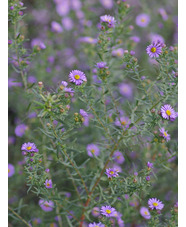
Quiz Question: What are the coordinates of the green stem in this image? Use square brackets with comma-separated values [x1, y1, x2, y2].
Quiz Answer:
[8, 206, 30, 227]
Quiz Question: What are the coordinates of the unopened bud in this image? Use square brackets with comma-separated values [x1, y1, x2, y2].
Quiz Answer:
[38, 81, 43, 87]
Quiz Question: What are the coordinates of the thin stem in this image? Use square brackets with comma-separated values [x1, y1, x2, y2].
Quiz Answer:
[8, 206, 30, 227]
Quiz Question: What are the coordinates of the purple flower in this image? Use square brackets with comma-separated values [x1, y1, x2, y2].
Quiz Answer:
[146, 176, 150, 181]
[31, 38, 46, 49]
[100, 0, 113, 9]
[113, 151, 125, 164]
[69, 70, 87, 85]
[8, 40, 12, 45]
[140, 207, 151, 219]
[64, 87, 74, 95]
[32, 218, 42, 225]
[61, 81, 68, 87]
[112, 48, 124, 57]
[91, 207, 100, 217]
[115, 116, 130, 128]
[80, 109, 88, 117]
[119, 83, 133, 98]
[100, 205, 116, 217]
[158, 8, 168, 21]
[148, 198, 164, 210]
[147, 161, 153, 169]
[149, 33, 165, 44]
[95, 62, 108, 69]
[105, 168, 119, 178]
[112, 164, 122, 173]
[117, 218, 124, 227]
[136, 13, 150, 27]
[159, 128, 171, 141]
[161, 104, 178, 121]
[51, 21, 63, 33]
[28, 76, 37, 84]
[100, 15, 116, 28]
[62, 17, 74, 30]
[89, 222, 105, 227]
[78, 37, 97, 44]
[15, 124, 27, 137]
[44, 179, 53, 189]
[130, 50, 135, 56]
[19, 11, 23, 16]
[21, 142, 39, 153]
[8, 164, 15, 177]
[39, 199, 54, 212]
[130, 36, 141, 43]
[87, 144, 100, 157]
[28, 112, 37, 119]
[146, 41, 162, 58]
[10, 6, 14, 10]
[45, 168, 50, 173]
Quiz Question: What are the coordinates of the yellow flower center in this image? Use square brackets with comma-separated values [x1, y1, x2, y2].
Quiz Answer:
[164, 132, 167, 137]
[46, 183, 50, 186]
[50, 224, 55, 227]
[141, 18, 146, 22]
[91, 149, 95, 153]
[144, 211, 148, 215]
[117, 52, 121, 57]
[153, 202, 158, 207]
[27, 146, 32, 150]
[166, 110, 171, 116]
[151, 47, 156, 53]
[117, 156, 120, 159]
[110, 171, 114, 174]
[44, 203, 49, 207]
[74, 75, 80, 80]
[106, 209, 111, 214]
[8, 168, 10, 173]
[121, 121, 126, 125]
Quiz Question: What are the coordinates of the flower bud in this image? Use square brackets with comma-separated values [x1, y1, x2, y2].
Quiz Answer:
[38, 81, 43, 87]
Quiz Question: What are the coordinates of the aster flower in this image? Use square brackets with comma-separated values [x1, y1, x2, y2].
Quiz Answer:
[146, 41, 162, 58]
[100, 0, 113, 9]
[78, 37, 97, 44]
[117, 218, 124, 227]
[113, 151, 125, 164]
[91, 207, 100, 217]
[61, 81, 68, 87]
[39, 199, 54, 212]
[147, 161, 153, 169]
[8, 164, 15, 177]
[95, 62, 108, 69]
[69, 70, 87, 85]
[64, 87, 74, 94]
[100, 205, 116, 217]
[161, 104, 178, 121]
[88, 222, 105, 227]
[130, 36, 141, 43]
[115, 116, 130, 128]
[112, 48, 124, 57]
[32, 218, 42, 225]
[51, 21, 63, 33]
[140, 207, 151, 219]
[21, 142, 39, 153]
[105, 168, 119, 178]
[44, 179, 53, 189]
[136, 13, 150, 27]
[31, 38, 46, 49]
[159, 128, 171, 141]
[86, 144, 100, 157]
[80, 109, 88, 118]
[112, 164, 122, 173]
[15, 124, 27, 137]
[119, 83, 133, 98]
[100, 15, 116, 28]
[148, 198, 164, 210]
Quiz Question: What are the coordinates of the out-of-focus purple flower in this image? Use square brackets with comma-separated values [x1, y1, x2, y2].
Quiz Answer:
[140, 207, 151, 219]
[19, 11, 23, 16]
[148, 198, 164, 210]
[8, 136, 16, 145]
[129, 200, 139, 207]
[100, 0, 113, 9]
[28, 76, 37, 84]
[61, 81, 68, 87]
[161, 104, 178, 121]
[64, 87, 75, 97]
[31, 38, 46, 49]
[69, 70, 87, 85]
[56, 2, 70, 16]
[80, 109, 88, 117]
[130, 50, 135, 56]
[8, 164, 15, 177]
[136, 14, 150, 27]
[39, 199, 54, 212]
[146, 176, 150, 181]
[149, 33, 165, 44]
[71, 0, 82, 10]
[113, 151, 125, 164]
[112, 164, 122, 173]
[95, 62, 108, 69]
[44, 179, 53, 189]
[117, 218, 124, 227]
[134, 172, 138, 176]
[10, 6, 14, 10]
[88, 222, 105, 227]
[47, 56, 55, 64]
[91, 207, 100, 217]
[159, 128, 171, 141]
[146, 41, 162, 58]
[8, 78, 22, 88]
[32, 218, 42, 225]
[130, 36, 141, 43]
[100, 205, 116, 217]
[115, 116, 130, 128]
[147, 161, 153, 169]
[51, 21, 63, 33]
[21, 142, 39, 153]
[119, 83, 133, 98]
[28, 112, 37, 119]
[8, 40, 12, 45]
[15, 124, 27, 137]
[19, 2, 24, 6]
[62, 17, 74, 30]
[100, 15, 116, 28]
[112, 48, 124, 57]
[67, 211, 74, 219]
[105, 168, 119, 178]
[78, 37, 97, 44]
[158, 8, 168, 21]
[45, 168, 50, 173]
[92, 75, 102, 84]
[65, 192, 71, 198]
[86, 144, 100, 157]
